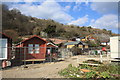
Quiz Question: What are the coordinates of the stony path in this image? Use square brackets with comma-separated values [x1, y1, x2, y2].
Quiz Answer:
[1, 56, 79, 78]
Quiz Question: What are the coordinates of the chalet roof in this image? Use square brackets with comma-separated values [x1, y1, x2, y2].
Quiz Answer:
[43, 38, 72, 44]
[21, 35, 47, 43]
[47, 42, 58, 47]
[82, 43, 88, 45]
[80, 37, 86, 39]
[64, 41, 80, 45]
[100, 39, 110, 43]
[16, 35, 47, 47]
[0, 32, 12, 39]
[64, 41, 88, 45]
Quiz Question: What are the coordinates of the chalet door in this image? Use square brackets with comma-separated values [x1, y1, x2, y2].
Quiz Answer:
[0, 39, 7, 60]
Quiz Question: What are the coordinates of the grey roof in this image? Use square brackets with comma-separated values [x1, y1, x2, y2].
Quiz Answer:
[64, 41, 88, 45]
[82, 43, 88, 45]
[64, 41, 81, 45]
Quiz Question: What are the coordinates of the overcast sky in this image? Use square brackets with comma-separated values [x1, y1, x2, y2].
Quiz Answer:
[3, 0, 119, 34]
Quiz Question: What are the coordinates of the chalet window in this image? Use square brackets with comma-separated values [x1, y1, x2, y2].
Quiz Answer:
[0, 39, 7, 59]
[28, 44, 40, 54]
[35, 44, 39, 53]
[28, 44, 33, 54]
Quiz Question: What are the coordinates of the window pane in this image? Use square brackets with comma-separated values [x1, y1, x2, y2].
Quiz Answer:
[35, 50, 39, 53]
[35, 44, 39, 53]
[0, 39, 7, 59]
[28, 44, 33, 47]
[28, 44, 33, 54]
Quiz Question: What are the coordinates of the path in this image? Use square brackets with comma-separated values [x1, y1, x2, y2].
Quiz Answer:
[1, 55, 108, 78]
[1, 56, 79, 78]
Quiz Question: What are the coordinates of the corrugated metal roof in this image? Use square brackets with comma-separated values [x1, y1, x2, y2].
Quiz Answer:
[64, 41, 81, 45]
[64, 41, 88, 45]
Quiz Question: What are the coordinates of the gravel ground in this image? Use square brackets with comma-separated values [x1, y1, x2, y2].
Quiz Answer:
[1, 55, 109, 78]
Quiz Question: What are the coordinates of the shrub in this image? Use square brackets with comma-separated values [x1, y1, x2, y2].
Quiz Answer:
[99, 72, 111, 78]
[85, 71, 98, 78]
[59, 63, 120, 78]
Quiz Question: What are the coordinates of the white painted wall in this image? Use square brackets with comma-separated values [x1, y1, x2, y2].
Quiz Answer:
[110, 36, 120, 58]
[101, 42, 106, 45]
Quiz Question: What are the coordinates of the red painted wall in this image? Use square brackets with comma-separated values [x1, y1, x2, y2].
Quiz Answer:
[16, 37, 47, 60]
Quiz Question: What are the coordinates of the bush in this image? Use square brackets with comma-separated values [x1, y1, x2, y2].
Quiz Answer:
[59, 64, 81, 78]
[71, 46, 83, 55]
[99, 72, 111, 78]
[85, 71, 98, 78]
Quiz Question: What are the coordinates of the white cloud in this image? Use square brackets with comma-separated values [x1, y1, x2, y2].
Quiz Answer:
[91, 2, 118, 14]
[68, 15, 88, 26]
[90, 19, 95, 23]
[63, 5, 71, 11]
[73, 5, 81, 11]
[64, 5, 71, 11]
[9, 0, 73, 23]
[90, 14, 118, 30]
[2, 0, 43, 2]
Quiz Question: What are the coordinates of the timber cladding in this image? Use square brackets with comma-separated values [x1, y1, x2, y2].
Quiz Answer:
[15, 35, 47, 61]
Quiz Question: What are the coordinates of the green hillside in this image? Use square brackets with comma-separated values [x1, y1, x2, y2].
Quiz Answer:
[1, 4, 119, 43]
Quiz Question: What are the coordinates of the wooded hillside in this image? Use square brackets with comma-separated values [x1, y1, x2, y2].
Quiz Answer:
[1, 4, 119, 43]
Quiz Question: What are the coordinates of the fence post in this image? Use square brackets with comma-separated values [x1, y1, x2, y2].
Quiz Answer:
[20, 47, 21, 65]
[24, 47, 26, 67]
[100, 52, 103, 63]
[77, 56, 79, 63]
[107, 53, 110, 63]
[50, 47, 52, 62]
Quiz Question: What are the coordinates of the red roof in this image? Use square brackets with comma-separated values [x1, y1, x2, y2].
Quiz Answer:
[21, 35, 47, 43]
[16, 44, 22, 47]
[16, 35, 47, 48]
[0, 32, 12, 39]
[43, 38, 72, 44]
[102, 47, 106, 51]
[47, 42, 58, 48]
[101, 40, 110, 43]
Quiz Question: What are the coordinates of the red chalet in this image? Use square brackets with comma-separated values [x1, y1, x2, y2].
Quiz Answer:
[16, 35, 47, 62]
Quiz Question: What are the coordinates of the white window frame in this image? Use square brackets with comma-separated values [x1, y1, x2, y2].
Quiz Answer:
[28, 44, 40, 54]
[28, 44, 34, 54]
[0, 39, 7, 60]
[35, 44, 40, 54]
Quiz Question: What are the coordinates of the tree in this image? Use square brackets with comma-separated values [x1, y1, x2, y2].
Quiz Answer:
[11, 8, 21, 14]
[71, 46, 83, 55]
[40, 31, 48, 37]
[3, 29, 22, 43]
[86, 40, 100, 47]
[103, 28, 107, 31]
[44, 25, 56, 37]
[32, 27, 41, 35]
[108, 30, 112, 35]
[88, 26, 92, 29]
